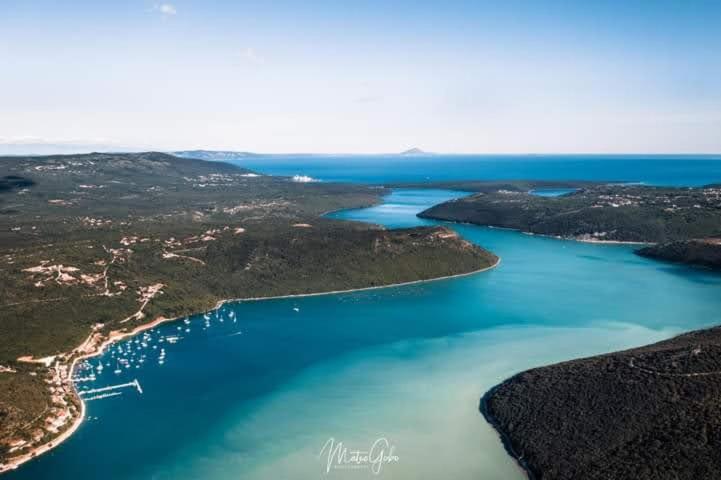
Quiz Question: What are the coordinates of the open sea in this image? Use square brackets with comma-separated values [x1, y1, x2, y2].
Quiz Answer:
[234, 154, 721, 186]
[7, 155, 721, 479]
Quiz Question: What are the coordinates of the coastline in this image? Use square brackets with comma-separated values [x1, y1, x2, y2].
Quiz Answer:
[0, 256, 500, 474]
[436, 220, 654, 246]
[478, 324, 721, 479]
[214, 255, 501, 308]
[479, 383, 535, 480]
[520, 230, 653, 245]
[0, 315, 179, 474]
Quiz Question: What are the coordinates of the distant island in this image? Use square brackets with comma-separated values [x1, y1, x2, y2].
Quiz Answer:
[482, 325, 721, 480]
[399, 148, 433, 156]
[0, 152, 497, 471]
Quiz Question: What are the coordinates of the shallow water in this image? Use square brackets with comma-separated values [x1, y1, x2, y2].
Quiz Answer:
[8, 189, 721, 480]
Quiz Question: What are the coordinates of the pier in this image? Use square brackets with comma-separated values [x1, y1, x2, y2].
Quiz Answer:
[78, 379, 143, 396]
[84, 392, 123, 402]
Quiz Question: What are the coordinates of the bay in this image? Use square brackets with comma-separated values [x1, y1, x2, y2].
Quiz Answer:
[8, 183, 721, 479]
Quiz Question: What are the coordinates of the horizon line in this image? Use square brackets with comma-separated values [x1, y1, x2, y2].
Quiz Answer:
[1, 149, 721, 157]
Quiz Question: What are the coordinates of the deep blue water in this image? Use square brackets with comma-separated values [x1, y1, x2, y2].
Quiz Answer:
[235, 154, 721, 186]
[7, 179, 721, 479]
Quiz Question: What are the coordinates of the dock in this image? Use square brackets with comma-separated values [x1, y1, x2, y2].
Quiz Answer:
[78, 379, 143, 397]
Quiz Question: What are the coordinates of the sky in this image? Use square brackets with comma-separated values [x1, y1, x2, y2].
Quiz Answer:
[0, 0, 720, 154]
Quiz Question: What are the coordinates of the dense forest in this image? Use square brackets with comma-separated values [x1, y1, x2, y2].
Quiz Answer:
[483, 326, 721, 480]
[419, 184, 721, 243]
[637, 239, 721, 270]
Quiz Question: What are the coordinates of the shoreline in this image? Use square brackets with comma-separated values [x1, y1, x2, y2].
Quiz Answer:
[0, 314, 180, 474]
[520, 230, 653, 245]
[479, 383, 534, 480]
[0, 256, 500, 474]
[430, 218, 654, 246]
[215, 255, 501, 308]
[478, 324, 721, 479]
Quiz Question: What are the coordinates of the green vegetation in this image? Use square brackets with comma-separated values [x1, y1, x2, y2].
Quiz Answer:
[0, 152, 496, 466]
[418, 183, 721, 243]
[482, 325, 721, 480]
[637, 239, 721, 270]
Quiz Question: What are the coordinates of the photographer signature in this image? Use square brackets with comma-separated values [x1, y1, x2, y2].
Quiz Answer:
[319, 437, 399, 475]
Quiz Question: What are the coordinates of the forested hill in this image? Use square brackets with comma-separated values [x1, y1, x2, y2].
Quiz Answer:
[482, 325, 721, 480]
[419, 184, 721, 243]
[637, 239, 721, 270]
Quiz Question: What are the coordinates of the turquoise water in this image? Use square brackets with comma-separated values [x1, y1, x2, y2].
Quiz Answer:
[8, 189, 721, 480]
[235, 154, 721, 186]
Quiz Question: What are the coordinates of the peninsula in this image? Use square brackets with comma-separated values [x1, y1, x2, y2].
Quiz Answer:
[637, 239, 721, 270]
[0, 152, 497, 470]
[482, 325, 721, 480]
[418, 182, 721, 244]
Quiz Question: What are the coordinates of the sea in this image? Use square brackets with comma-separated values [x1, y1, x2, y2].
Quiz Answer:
[234, 154, 721, 186]
[7, 155, 721, 480]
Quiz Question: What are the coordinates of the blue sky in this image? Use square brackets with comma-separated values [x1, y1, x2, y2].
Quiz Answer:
[1, 1, 719, 153]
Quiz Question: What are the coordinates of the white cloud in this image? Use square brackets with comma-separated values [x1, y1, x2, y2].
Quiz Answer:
[153, 3, 177, 17]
